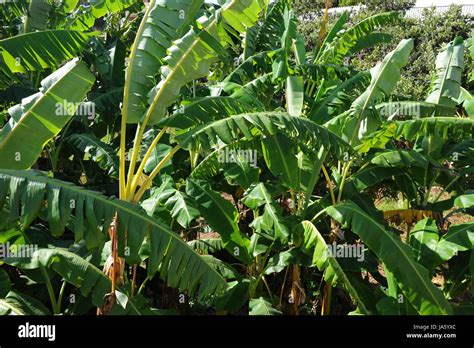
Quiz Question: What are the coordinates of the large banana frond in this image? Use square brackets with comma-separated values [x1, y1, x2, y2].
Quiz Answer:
[354, 38, 413, 112]
[161, 96, 258, 129]
[0, 58, 95, 170]
[123, 0, 203, 124]
[0, 30, 92, 73]
[345, 38, 413, 144]
[326, 201, 452, 315]
[0, 170, 227, 300]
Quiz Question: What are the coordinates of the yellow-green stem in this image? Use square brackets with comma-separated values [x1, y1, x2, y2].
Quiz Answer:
[337, 159, 353, 203]
[126, 127, 168, 199]
[321, 164, 336, 205]
[133, 145, 180, 202]
[119, 0, 156, 200]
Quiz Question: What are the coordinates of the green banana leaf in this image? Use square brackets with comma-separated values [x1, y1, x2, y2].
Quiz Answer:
[0, 30, 93, 73]
[122, 0, 203, 124]
[426, 37, 464, 108]
[0, 58, 95, 170]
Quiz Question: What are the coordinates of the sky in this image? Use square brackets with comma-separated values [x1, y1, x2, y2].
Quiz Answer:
[414, 0, 474, 6]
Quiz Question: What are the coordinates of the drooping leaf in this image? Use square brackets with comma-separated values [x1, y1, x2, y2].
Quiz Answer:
[370, 150, 430, 168]
[409, 218, 440, 271]
[437, 223, 474, 262]
[214, 279, 249, 313]
[175, 111, 349, 158]
[161, 96, 258, 129]
[376, 101, 455, 119]
[359, 117, 474, 153]
[0, 290, 51, 315]
[454, 194, 474, 209]
[3, 247, 112, 307]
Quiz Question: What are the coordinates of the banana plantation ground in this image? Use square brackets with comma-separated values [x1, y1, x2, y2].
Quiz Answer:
[0, 0, 473, 318]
